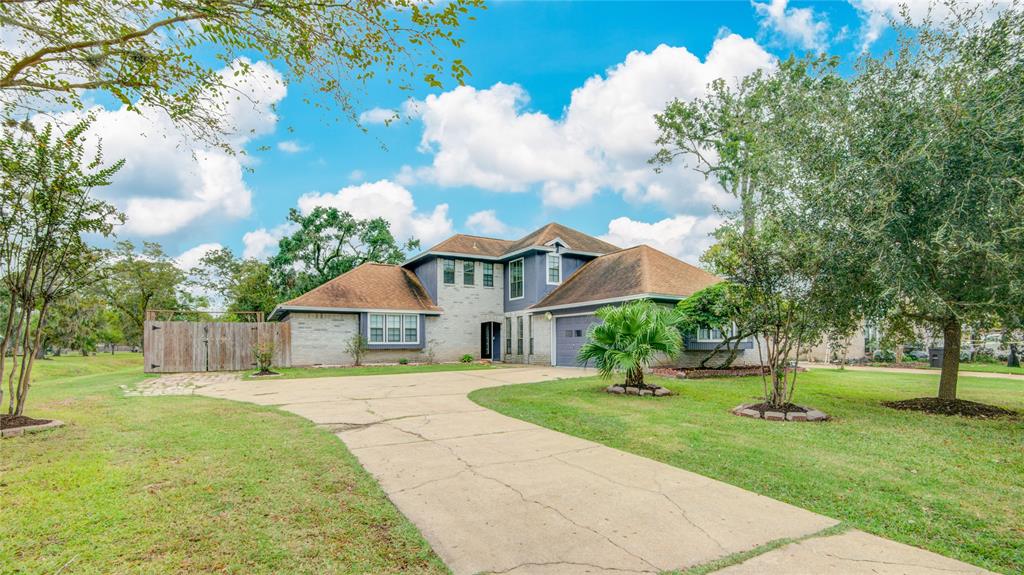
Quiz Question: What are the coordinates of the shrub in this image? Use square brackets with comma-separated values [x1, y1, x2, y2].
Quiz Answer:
[345, 333, 368, 366]
[398, 358, 409, 365]
[252, 341, 275, 374]
[460, 354, 473, 363]
[577, 299, 682, 388]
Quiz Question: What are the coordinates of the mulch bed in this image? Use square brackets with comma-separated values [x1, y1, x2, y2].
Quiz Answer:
[742, 402, 808, 415]
[1, 414, 52, 430]
[251, 369, 280, 377]
[882, 397, 1018, 419]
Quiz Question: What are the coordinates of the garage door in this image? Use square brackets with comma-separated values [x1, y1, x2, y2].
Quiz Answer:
[555, 315, 600, 366]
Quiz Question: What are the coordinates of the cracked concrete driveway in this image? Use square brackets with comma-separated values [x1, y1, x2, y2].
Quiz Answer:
[184, 366, 992, 575]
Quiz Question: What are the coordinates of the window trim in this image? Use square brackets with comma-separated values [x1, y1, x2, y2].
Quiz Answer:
[483, 262, 494, 288]
[545, 253, 562, 285]
[504, 317, 512, 356]
[528, 315, 534, 355]
[463, 259, 475, 286]
[442, 258, 455, 284]
[508, 257, 525, 300]
[368, 312, 419, 345]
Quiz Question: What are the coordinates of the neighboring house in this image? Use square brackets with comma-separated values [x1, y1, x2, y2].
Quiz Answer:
[269, 222, 767, 367]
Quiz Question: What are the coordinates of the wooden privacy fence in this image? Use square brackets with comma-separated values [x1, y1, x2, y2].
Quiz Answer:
[143, 321, 291, 373]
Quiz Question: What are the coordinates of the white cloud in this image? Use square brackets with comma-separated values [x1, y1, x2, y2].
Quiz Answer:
[296, 179, 453, 247]
[851, 0, 1010, 50]
[465, 210, 513, 236]
[600, 214, 724, 265]
[359, 107, 398, 124]
[277, 140, 308, 153]
[404, 35, 774, 211]
[53, 58, 286, 237]
[175, 242, 223, 271]
[241, 223, 296, 260]
[348, 169, 365, 182]
[753, 0, 830, 51]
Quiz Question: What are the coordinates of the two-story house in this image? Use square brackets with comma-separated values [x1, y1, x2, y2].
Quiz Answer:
[269, 222, 765, 367]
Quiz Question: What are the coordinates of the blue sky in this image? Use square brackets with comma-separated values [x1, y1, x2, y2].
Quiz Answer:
[85, 0, 921, 269]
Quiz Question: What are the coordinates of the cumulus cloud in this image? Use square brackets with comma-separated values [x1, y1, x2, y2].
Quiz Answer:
[53, 59, 286, 237]
[851, 0, 1010, 50]
[404, 34, 774, 212]
[465, 210, 516, 236]
[175, 242, 223, 271]
[753, 0, 830, 51]
[359, 107, 398, 124]
[241, 223, 296, 260]
[600, 214, 724, 265]
[296, 179, 453, 248]
[277, 140, 308, 153]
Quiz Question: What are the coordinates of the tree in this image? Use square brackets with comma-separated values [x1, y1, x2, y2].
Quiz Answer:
[0, 119, 122, 415]
[655, 56, 864, 408]
[99, 241, 188, 348]
[189, 247, 278, 318]
[0, 0, 482, 146]
[41, 293, 109, 356]
[831, 4, 1024, 401]
[675, 282, 754, 369]
[576, 299, 682, 389]
[270, 207, 419, 299]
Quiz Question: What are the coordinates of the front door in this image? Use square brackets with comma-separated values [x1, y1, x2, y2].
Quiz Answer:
[481, 322, 501, 361]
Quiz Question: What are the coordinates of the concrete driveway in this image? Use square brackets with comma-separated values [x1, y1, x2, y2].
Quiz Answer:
[186, 366, 992, 575]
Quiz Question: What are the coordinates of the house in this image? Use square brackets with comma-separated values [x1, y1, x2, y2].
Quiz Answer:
[269, 222, 767, 367]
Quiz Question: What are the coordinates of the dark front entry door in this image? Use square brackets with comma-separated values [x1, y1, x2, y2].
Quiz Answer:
[481, 322, 501, 360]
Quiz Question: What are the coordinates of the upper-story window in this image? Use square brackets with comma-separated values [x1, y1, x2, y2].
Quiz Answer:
[463, 260, 475, 285]
[442, 258, 455, 284]
[508, 258, 524, 299]
[483, 263, 494, 287]
[546, 253, 561, 284]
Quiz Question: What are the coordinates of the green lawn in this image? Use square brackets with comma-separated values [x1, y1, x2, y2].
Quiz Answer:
[949, 362, 1024, 376]
[1, 354, 447, 575]
[470, 370, 1024, 574]
[242, 362, 493, 380]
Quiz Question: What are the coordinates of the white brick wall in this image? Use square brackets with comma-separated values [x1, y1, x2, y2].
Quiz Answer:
[503, 312, 552, 366]
[288, 312, 359, 366]
[429, 260, 505, 362]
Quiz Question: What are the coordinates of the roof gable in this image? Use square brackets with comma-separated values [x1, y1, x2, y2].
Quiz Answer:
[503, 223, 619, 255]
[423, 234, 513, 258]
[531, 245, 721, 310]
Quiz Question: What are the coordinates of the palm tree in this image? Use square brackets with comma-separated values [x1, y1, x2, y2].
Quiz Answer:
[577, 299, 683, 388]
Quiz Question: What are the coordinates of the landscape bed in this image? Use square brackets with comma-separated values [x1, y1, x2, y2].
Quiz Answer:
[470, 369, 1024, 574]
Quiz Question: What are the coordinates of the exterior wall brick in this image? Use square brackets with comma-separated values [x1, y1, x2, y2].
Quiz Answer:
[288, 312, 359, 366]
[430, 260, 505, 362]
[503, 311, 552, 365]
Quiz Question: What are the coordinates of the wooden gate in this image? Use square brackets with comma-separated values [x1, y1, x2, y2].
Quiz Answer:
[144, 321, 291, 373]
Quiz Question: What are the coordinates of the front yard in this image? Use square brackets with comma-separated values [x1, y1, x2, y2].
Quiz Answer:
[241, 362, 493, 380]
[0, 354, 447, 574]
[470, 369, 1024, 574]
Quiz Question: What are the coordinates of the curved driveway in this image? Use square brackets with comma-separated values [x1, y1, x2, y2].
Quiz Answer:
[190, 366, 992, 575]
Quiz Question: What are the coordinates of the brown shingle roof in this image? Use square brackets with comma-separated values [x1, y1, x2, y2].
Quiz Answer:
[281, 263, 441, 313]
[504, 222, 619, 255]
[531, 245, 721, 309]
[424, 234, 513, 258]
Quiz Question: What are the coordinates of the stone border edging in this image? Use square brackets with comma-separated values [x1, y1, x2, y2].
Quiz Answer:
[1, 419, 64, 438]
[731, 404, 829, 422]
[605, 384, 673, 397]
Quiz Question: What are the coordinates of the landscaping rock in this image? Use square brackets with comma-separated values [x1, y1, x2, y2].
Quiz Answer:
[739, 408, 760, 418]
[805, 410, 828, 422]
[654, 387, 672, 397]
[606, 385, 625, 394]
[624, 387, 640, 395]
[764, 411, 785, 421]
[786, 412, 808, 422]
[639, 389, 653, 397]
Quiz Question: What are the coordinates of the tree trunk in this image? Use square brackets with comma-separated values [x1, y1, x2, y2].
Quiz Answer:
[625, 367, 644, 388]
[1008, 344, 1019, 368]
[894, 345, 904, 364]
[938, 320, 961, 400]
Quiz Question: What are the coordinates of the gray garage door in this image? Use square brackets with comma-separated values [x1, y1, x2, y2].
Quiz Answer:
[555, 315, 600, 367]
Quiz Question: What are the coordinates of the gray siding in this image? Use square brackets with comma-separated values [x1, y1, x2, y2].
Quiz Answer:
[503, 251, 596, 313]
[410, 257, 438, 304]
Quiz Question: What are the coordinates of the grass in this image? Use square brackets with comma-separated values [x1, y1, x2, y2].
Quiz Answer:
[866, 360, 1024, 376]
[1, 354, 448, 575]
[241, 362, 493, 380]
[470, 369, 1024, 574]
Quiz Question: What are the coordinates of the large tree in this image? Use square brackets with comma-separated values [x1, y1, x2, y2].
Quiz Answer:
[99, 241, 190, 347]
[0, 0, 482, 145]
[269, 207, 418, 299]
[832, 4, 1024, 400]
[189, 247, 278, 318]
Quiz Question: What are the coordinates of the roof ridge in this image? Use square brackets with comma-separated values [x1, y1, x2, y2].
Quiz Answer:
[451, 232, 511, 242]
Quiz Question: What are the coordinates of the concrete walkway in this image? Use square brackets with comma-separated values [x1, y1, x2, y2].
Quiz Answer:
[182, 367, 992, 575]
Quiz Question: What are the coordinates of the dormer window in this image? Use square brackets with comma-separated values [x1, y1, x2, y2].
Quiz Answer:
[546, 253, 561, 285]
